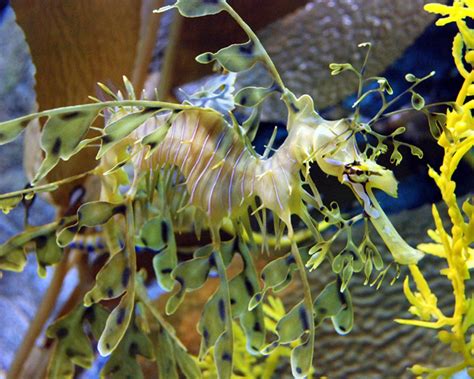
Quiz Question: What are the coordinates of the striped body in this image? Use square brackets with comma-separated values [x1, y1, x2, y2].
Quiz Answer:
[151, 110, 303, 224]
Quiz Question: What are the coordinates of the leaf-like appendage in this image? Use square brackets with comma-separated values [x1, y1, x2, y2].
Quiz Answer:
[46, 304, 108, 378]
[84, 248, 129, 306]
[157, 0, 227, 17]
[249, 253, 298, 309]
[100, 318, 154, 379]
[262, 300, 314, 378]
[291, 337, 314, 378]
[174, 341, 202, 379]
[137, 216, 170, 252]
[0, 116, 30, 145]
[196, 41, 265, 73]
[57, 201, 125, 247]
[35, 233, 63, 277]
[152, 327, 202, 379]
[314, 280, 354, 335]
[166, 254, 214, 314]
[332, 242, 364, 292]
[154, 328, 179, 379]
[274, 301, 309, 345]
[98, 108, 163, 158]
[166, 239, 235, 314]
[0, 247, 26, 273]
[0, 194, 23, 214]
[227, 242, 265, 353]
[98, 289, 135, 356]
[198, 290, 226, 358]
[235, 83, 281, 108]
[141, 116, 174, 159]
[0, 223, 57, 273]
[151, 218, 178, 291]
[33, 108, 100, 183]
[214, 329, 233, 379]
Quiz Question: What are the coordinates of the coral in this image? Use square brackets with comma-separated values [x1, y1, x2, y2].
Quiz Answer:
[396, 1, 474, 377]
[0, 1, 437, 378]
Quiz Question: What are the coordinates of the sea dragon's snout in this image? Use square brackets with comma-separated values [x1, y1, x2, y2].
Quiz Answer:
[314, 120, 424, 265]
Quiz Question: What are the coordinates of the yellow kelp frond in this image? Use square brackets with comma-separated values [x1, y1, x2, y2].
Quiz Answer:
[398, 1, 474, 377]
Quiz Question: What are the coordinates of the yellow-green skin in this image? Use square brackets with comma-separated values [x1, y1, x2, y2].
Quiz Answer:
[148, 94, 423, 265]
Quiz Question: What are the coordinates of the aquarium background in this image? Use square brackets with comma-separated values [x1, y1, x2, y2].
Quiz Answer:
[0, 0, 472, 377]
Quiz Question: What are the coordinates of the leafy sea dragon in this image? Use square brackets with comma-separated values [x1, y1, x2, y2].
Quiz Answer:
[0, 0, 426, 377]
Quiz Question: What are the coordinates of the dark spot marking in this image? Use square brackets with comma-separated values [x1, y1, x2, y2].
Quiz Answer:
[20, 119, 30, 128]
[253, 322, 262, 332]
[51, 137, 62, 155]
[84, 307, 96, 323]
[65, 348, 75, 357]
[102, 135, 112, 144]
[290, 102, 300, 113]
[255, 293, 262, 302]
[208, 253, 216, 268]
[148, 142, 157, 150]
[107, 287, 114, 298]
[299, 307, 310, 331]
[271, 83, 283, 93]
[339, 326, 346, 332]
[286, 255, 295, 265]
[336, 276, 348, 306]
[161, 268, 172, 274]
[0, 132, 6, 140]
[204, 0, 219, 4]
[319, 307, 327, 315]
[109, 365, 121, 374]
[145, 106, 162, 113]
[121, 267, 131, 287]
[129, 342, 139, 357]
[230, 298, 236, 305]
[244, 277, 254, 296]
[203, 328, 210, 345]
[239, 41, 254, 55]
[113, 204, 126, 214]
[56, 327, 68, 339]
[36, 235, 48, 249]
[106, 343, 111, 350]
[218, 298, 226, 321]
[161, 221, 169, 242]
[240, 96, 247, 105]
[222, 352, 232, 362]
[117, 308, 126, 324]
[261, 273, 266, 281]
[60, 111, 81, 120]
[296, 367, 303, 374]
[68, 224, 79, 233]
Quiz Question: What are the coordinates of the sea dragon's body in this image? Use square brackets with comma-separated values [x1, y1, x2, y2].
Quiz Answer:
[144, 96, 422, 264]
[0, 1, 427, 378]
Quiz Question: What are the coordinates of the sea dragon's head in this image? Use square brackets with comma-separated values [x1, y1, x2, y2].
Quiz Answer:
[287, 94, 423, 265]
